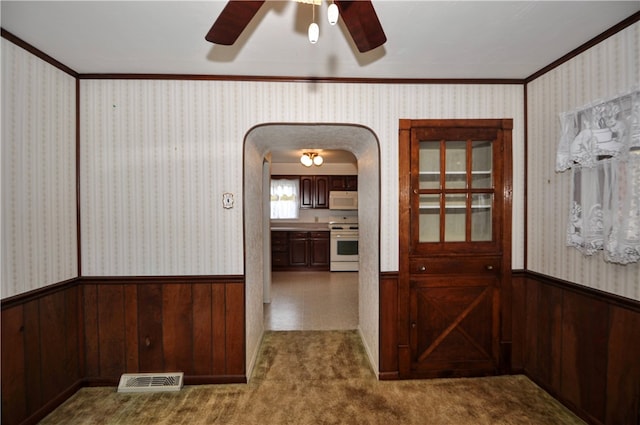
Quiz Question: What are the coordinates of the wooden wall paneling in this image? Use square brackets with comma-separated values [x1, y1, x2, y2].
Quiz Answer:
[211, 284, 227, 375]
[23, 299, 42, 413]
[97, 285, 126, 379]
[510, 274, 526, 371]
[39, 291, 69, 406]
[137, 284, 164, 372]
[162, 283, 194, 374]
[560, 291, 609, 424]
[379, 273, 399, 379]
[124, 284, 139, 372]
[524, 279, 563, 392]
[192, 283, 213, 376]
[225, 282, 245, 376]
[541, 282, 563, 393]
[1, 305, 27, 425]
[63, 286, 82, 385]
[83, 284, 100, 378]
[606, 304, 640, 424]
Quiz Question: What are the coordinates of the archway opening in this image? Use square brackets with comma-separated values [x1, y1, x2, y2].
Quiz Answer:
[243, 123, 381, 377]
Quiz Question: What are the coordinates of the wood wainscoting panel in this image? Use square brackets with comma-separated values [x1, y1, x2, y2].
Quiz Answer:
[1, 305, 27, 425]
[192, 283, 213, 376]
[560, 290, 609, 424]
[379, 272, 399, 379]
[605, 304, 640, 425]
[96, 284, 127, 378]
[224, 282, 245, 376]
[515, 272, 640, 425]
[162, 284, 194, 374]
[137, 283, 165, 373]
[82, 276, 246, 384]
[1, 276, 244, 425]
[524, 278, 563, 394]
[1, 283, 83, 425]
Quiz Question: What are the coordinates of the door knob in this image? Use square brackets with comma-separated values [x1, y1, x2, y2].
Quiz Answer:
[419, 265, 426, 272]
[486, 265, 494, 270]
[411, 322, 417, 329]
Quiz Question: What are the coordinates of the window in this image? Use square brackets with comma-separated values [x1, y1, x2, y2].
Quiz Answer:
[270, 178, 299, 219]
[557, 90, 640, 264]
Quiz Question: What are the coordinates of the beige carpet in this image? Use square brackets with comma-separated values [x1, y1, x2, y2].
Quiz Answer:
[39, 331, 584, 424]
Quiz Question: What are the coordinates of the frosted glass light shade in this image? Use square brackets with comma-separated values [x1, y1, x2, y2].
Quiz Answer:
[301, 153, 313, 167]
[327, 3, 338, 25]
[308, 22, 319, 44]
[313, 155, 324, 166]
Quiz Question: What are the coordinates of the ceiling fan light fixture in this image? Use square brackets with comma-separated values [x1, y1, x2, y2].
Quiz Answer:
[327, 3, 339, 25]
[308, 22, 319, 44]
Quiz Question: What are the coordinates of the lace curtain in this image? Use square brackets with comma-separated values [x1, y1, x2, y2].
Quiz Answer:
[556, 89, 640, 264]
[270, 178, 299, 219]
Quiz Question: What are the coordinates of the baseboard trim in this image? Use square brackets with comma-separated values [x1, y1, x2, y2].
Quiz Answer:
[19, 379, 84, 425]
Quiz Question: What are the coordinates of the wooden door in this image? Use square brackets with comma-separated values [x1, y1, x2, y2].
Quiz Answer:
[398, 119, 512, 378]
[409, 257, 501, 377]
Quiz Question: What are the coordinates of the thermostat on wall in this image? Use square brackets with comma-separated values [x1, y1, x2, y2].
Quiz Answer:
[222, 192, 234, 209]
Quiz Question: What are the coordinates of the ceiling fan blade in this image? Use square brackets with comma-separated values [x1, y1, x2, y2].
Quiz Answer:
[205, 0, 265, 45]
[335, 0, 386, 53]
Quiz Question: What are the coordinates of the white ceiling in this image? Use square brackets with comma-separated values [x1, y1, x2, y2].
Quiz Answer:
[2, 1, 638, 80]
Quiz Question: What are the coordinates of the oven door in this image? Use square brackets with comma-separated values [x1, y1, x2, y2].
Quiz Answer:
[330, 231, 359, 262]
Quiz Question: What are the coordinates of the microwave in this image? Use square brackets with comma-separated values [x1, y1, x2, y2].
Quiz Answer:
[329, 191, 358, 210]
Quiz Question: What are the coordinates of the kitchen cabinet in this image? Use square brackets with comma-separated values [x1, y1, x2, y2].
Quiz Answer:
[272, 175, 355, 210]
[300, 176, 329, 209]
[329, 175, 358, 191]
[271, 231, 289, 268]
[398, 119, 512, 379]
[271, 230, 329, 271]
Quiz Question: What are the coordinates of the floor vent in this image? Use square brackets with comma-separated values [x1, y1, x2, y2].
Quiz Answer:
[117, 372, 184, 393]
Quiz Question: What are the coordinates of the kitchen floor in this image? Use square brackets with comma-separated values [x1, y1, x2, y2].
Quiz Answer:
[264, 271, 358, 330]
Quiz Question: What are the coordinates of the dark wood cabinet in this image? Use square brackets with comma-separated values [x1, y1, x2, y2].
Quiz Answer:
[271, 230, 329, 270]
[300, 176, 329, 209]
[309, 232, 330, 266]
[271, 231, 289, 268]
[288, 232, 309, 266]
[272, 175, 354, 210]
[398, 119, 512, 379]
[329, 175, 358, 191]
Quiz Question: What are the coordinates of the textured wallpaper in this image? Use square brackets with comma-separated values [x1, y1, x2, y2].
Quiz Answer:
[527, 23, 640, 301]
[1, 39, 78, 299]
[80, 80, 525, 276]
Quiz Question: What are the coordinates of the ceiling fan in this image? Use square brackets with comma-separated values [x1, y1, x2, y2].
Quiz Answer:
[205, 0, 387, 53]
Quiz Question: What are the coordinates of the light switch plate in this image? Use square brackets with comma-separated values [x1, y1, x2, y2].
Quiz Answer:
[222, 192, 234, 209]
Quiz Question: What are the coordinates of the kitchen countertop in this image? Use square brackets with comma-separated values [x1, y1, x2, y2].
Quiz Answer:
[270, 222, 330, 232]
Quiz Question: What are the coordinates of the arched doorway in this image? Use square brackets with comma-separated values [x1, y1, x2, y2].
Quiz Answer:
[243, 123, 381, 377]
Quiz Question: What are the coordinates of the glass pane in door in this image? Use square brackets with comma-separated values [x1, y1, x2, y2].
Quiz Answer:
[445, 194, 466, 242]
[471, 194, 493, 241]
[471, 141, 493, 189]
[419, 194, 440, 242]
[419, 141, 440, 189]
[445, 141, 467, 189]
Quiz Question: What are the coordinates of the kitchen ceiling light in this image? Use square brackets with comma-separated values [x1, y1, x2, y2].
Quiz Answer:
[301, 152, 323, 167]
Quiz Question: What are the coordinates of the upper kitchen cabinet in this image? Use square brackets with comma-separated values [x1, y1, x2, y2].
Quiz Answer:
[300, 176, 329, 209]
[329, 175, 358, 191]
[398, 119, 513, 379]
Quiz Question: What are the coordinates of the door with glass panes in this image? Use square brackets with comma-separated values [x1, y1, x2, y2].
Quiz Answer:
[398, 119, 512, 378]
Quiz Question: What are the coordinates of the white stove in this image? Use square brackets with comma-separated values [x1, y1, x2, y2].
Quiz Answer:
[328, 217, 359, 271]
